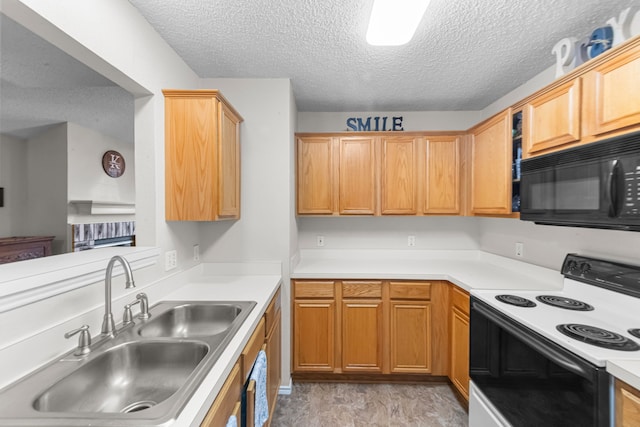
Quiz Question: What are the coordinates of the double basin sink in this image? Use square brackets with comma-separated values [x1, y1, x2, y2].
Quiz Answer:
[0, 300, 256, 426]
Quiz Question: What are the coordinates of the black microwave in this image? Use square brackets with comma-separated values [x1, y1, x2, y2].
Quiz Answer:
[520, 131, 640, 231]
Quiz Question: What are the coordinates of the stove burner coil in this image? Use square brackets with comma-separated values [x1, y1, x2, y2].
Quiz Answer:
[495, 295, 536, 307]
[556, 324, 640, 351]
[628, 329, 640, 339]
[536, 295, 594, 311]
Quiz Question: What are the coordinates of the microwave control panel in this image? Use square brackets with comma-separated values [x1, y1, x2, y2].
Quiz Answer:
[621, 164, 640, 217]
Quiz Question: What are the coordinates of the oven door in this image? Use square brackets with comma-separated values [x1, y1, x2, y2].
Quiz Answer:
[469, 297, 610, 427]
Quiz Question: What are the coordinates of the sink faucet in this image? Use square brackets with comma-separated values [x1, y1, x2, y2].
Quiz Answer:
[101, 255, 136, 337]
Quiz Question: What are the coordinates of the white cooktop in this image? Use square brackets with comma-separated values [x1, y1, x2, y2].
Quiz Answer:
[472, 279, 640, 367]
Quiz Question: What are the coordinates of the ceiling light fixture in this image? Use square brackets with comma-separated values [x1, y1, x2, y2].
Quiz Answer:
[366, 0, 431, 46]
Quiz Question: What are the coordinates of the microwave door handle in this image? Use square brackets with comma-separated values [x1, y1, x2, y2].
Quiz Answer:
[472, 302, 591, 379]
[606, 160, 621, 218]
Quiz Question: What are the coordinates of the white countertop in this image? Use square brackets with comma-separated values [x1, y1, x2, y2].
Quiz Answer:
[292, 249, 564, 292]
[292, 249, 640, 390]
[164, 273, 282, 426]
[608, 360, 640, 391]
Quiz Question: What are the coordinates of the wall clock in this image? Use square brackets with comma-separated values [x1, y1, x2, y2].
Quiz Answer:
[102, 150, 126, 178]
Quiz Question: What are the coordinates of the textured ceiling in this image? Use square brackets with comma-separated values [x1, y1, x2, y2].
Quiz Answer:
[128, 0, 640, 111]
[0, 14, 134, 143]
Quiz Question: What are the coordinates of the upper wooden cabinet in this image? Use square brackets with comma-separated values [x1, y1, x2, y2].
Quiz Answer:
[296, 133, 461, 217]
[381, 136, 418, 215]
[339, 137, 377, 215]
[520, 36, 640, 157]
[423, 136, 460, 214]
[470, 109, 512, 215]
[523, 78, 581, 157]
[163, 90, 242, 221]
[296, 137, 335, 214]
[583, 44, 640, 138]
[296, 135, 377, 215]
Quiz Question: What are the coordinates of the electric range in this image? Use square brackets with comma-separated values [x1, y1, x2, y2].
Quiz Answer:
[468, 254, 640, 427]
[471, 254, 640, 367]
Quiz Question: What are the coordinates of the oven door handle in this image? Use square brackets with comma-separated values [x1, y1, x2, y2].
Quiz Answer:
[473, 302, 591, 379]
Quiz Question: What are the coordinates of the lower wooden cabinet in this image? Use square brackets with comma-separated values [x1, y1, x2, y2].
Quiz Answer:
[616, 379, 640, 427]
[201, 287, 281, 427]
[450, 286, 470, 401]
[293, 296, 335, 372]
[342, 299, 384, 372]
[200, 362, 242, 427]
[265, 293, 281, 423]
[292, 280, 449, 378]
[390, 301, 432, 373]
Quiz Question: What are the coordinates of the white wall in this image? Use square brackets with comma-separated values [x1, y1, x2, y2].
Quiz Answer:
[0, 0, 207, 388]
[198, 78, 297, 383]
[479, 217, 640, 271]
[475, 56, 640, 271]
[67, 122, 135, 205]
[0, 134, 27, 237]
[298, 110, 481, 132]
[25, 124, 68, 253]
[2, 0, 202, 270]
[298, 216, 480, 250]
[479, 65, 556, 121]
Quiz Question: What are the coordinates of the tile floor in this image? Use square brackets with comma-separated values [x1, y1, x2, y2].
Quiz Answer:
[270, 382, 468, 427]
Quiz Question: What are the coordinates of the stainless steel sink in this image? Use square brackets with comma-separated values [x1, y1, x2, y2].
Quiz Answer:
[138, 303, 244, 338]
[33, 340, 208, 413]
[0, 300, 256, 426]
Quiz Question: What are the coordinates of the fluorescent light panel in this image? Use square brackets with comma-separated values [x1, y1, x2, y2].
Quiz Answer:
[366, 0, 431, 46]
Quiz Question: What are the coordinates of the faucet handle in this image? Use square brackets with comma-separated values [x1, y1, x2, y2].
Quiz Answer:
[123, 303, 136, 326]
[136, 293, 151, 320]
[65, 325, 91, 356]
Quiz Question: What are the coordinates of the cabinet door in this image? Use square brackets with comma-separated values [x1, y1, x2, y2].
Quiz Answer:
[616, 379, 640, 427]
[266, 310, 281, 421]
[293, 300, 335, 372]
[381, 136, 417, 215]
[390, 301, 431, 373]
[584, 46, 640, 137]
[165, 96, 218, 221]
[424, 136, 460, 214]
[297, 137, 335, 214]
[524, 78, 581, 156]
[470, 110, 512, 214]
[342, 299, 383, 372]
[339, 137, 376, 215]
[217, 102, 241, 219]
[450, 306, 470, 401]
[200, 362, 242, 427]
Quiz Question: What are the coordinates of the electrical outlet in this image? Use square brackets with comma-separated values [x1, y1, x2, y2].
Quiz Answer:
[316, 235, 325, 247]
[515, 242, 524, 258]
[193, 244, 200, 261]
[408, 235, 416, 247]
[165, 250, 177, 271]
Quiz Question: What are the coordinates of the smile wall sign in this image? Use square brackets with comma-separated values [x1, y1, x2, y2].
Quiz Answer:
[346, 116, 404, 131]
[552, 7, 640, 78]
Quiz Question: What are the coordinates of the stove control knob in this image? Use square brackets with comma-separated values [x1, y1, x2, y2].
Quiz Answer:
[580, 262, 591, 274]
[567, 260, 579, 272]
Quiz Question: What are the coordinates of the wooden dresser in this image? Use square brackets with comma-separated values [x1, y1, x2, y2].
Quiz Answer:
[0, 236, 55, 264]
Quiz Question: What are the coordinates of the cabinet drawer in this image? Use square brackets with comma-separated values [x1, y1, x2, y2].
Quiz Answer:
[342, 281, 382, 298]
[241, 317, 266, 380]
[264, 287, 281, 335]
[389, 281, 432, 300]
[293, 281, 335, 298]
[451, 286, 470, 315]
